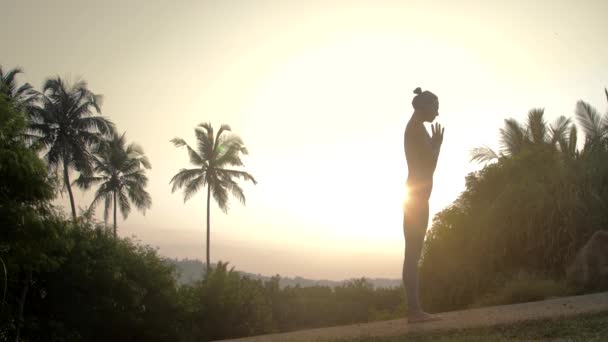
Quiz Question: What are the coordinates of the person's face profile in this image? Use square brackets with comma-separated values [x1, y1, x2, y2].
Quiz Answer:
[424, 99, 439, 122]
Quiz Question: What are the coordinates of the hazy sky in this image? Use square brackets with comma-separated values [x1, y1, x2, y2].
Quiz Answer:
[3, 0, 607, 280]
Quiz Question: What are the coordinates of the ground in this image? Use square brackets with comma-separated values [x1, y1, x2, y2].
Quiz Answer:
[223, 291, 608, 342]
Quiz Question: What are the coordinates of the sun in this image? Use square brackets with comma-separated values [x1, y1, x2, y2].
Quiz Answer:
[403, 184, 410, 207]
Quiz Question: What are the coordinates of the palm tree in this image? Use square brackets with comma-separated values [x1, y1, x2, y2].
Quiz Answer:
[471, 108, 577, 163]
[170, 123, 256, 275]
[0, 65, 37, 111]
[76, 132, 152, 238]
[575, 90, 608, 156]
[29, 77, 114, 221]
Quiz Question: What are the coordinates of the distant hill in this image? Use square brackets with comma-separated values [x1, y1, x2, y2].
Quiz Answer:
[166, 258, 402, 289]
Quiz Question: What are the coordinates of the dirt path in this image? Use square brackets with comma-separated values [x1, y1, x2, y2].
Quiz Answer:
[222, 291, 608, 342]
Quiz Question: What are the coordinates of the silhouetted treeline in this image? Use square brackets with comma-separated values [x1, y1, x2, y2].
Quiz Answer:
[179, 263, 405, 340]
[169, 258, 401, 289]
[1, 94, 406, 341]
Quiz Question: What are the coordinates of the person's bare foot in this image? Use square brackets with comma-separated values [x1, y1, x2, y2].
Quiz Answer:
[408, 311, 441, 323]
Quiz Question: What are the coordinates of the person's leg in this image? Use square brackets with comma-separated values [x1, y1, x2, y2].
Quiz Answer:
[403, 200, 438, 322]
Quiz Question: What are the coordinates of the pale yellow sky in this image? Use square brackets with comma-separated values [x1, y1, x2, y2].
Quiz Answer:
[2, 0, 607, 280]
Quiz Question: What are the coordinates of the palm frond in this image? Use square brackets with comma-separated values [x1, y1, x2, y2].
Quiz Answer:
[127, 183, 152, 213]
[0, 66, 38, 108]
[575, 100, 603, 141]
[123, 169, 148, 185]
[218, 169, 257, 185]
[526, 108, 547, 144]
[171, 137, 205, 166]
[223, 177, 246, 205]
[90, 152, 113, 176]
[195, 125, 214, 162]
[14, 83, 36, 99]
[170, 168, 205, 194]
[182, 174, 207, 202]
[211, 182, 230, 213]
[124, 142, 151, 169]
[77, 130, 106, 148]
[549, 116, 571, 146]
[197, 122, 214, 136]
[75, 115, 115, 137]
[118, 189, 131, 219]
[568, 125, 578, 156]
[90, 183, 113, 223]
[69, 139, 93, 175]
[499, 118, 526, 155]
[45, 143, 63, 172]
[74, 175, 105, 190]
[214, 124, 232, 153]
[470, 146, 500, 163]
[1, 66, 23, 83]
[214, 143, 245, 167]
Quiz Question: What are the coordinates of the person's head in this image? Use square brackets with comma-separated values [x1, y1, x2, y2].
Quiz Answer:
[411, 87, 439, 122]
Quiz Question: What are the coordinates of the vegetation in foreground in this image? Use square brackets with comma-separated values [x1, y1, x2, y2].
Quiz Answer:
[337, 310, 608, 342]
[1, 87, 404, 341]
[420, 94, 608, 312]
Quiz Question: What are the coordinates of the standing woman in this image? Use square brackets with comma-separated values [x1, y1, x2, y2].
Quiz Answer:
[403, 87, 444, 323]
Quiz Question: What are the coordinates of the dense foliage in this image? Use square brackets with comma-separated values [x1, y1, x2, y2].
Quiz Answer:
[420, 98, 608, 312]
[178, 264, 404, 341]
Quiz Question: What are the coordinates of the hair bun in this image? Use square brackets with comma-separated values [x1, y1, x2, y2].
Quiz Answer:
[413, 87, 422, 95]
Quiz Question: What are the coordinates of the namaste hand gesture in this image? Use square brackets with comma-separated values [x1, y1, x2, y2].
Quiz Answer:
[431, 123, 444, 148]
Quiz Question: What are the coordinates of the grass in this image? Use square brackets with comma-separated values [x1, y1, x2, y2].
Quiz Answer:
[470, 271, 571, 308]
[333, 311, 608, 341]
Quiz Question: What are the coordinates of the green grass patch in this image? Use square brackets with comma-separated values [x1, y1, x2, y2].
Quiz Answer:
[334, 311, 608, 341]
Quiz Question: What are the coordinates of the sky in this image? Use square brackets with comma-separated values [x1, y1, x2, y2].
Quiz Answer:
[2, 0, 607, 280]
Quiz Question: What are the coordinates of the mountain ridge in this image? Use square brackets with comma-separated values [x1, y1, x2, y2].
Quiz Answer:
[168, 258, 402, 288]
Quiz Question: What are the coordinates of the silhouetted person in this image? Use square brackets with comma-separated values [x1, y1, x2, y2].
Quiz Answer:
[403, 87, 444, 323]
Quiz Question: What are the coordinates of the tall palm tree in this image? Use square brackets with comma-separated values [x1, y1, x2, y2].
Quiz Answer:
[471, 108, 576, 163]
[0, 65, 37, 111]
[76, 132, 152, 238]
[29, 77, 114, 221]
[170, 123, 256, 275]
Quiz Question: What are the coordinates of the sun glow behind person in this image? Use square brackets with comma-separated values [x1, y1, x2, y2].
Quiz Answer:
[2, 0, 607, 279]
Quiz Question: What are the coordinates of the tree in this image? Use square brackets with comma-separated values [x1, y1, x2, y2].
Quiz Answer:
[0, 93, 55, 342]
[574, 90, 608, 156]
[76, 132, 152, 238]
[0, 65, 37, 112]
[170, 123, 256, 276]
[471, 108, 576, 163]
[29, 77, 114, 221]
[1, 97, 177, 339]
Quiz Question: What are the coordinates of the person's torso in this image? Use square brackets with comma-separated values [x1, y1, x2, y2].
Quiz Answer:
[404, 119, 434, 199]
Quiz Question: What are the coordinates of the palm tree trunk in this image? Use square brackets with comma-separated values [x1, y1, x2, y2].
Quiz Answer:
[113, 190, 117, 239]
[63, 159, 77, 222]
[206, 185, 211, 277]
